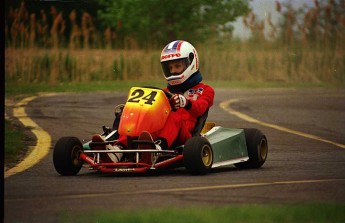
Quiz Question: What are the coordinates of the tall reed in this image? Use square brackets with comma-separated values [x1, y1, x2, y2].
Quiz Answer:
[5, 0, 344, 85]
[5, 44, 344, 85]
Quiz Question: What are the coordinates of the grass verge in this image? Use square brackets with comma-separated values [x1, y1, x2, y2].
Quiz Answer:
[60, 203, 345, 223]
[4, 119, 26, 165]
[5, 80, 166, 98]
[5, 80, 341, 98]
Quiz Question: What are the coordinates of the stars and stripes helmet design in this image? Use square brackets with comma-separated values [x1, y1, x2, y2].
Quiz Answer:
[160, 40, 199, 86]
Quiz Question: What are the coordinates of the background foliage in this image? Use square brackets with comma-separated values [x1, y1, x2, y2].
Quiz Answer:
[4, 0, 345, 85]
[97, 0, 250, 48]
[5, 0, 249, 49]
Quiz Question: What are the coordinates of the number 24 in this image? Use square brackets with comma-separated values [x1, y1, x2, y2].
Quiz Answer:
[127, 89, 157, 105]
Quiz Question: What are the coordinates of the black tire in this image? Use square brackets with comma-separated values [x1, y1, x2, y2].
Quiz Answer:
[53, 137, 83, 176]
[234, 128, 268, 169]
[183, 136, 213, 175]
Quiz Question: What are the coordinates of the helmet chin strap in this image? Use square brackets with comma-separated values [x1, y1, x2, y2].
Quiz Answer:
[167, 71, 202, 93]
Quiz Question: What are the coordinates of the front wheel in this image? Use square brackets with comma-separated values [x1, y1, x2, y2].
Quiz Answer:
[183, 136, 213, 175]
[53, 137, 83, 176]
[234, 128, 268, 169]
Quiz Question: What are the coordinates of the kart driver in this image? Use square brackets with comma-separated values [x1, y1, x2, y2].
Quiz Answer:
[93, 40, 215, 162]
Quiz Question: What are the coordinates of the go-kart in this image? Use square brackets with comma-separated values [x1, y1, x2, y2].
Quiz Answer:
[53, 86, 268, 176]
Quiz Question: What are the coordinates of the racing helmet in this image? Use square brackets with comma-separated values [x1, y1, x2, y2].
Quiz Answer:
[160, 40, 199, 86]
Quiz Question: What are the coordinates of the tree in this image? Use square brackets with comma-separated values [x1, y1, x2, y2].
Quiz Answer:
[97, 0, 250, 48]
[276, 0, 345, 49]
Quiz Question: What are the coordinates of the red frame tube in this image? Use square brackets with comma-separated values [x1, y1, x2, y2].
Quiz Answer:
[79, 152, 184, 173]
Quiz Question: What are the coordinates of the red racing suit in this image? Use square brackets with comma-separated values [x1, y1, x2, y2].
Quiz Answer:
[117, 82, 214, 148]
[159, 82, 214, 147]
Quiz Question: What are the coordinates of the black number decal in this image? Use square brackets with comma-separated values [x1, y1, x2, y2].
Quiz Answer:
[142, 91, 157, 105]
[128, 89, 144, 103]
[127, 89, 157, 105]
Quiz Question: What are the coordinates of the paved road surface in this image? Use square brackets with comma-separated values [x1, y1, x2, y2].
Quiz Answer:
[4, 88, 345, 222]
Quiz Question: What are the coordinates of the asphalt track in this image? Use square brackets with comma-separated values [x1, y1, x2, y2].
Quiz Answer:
[4, 88, 345, 222]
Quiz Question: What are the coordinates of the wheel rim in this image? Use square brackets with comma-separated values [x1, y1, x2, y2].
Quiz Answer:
[71, 145, 81, 166]
[201, 145, 213, 166]
[259, 138, 268, 161]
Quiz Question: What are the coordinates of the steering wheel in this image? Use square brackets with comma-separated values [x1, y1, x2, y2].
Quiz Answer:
[162, 89, 174, 99]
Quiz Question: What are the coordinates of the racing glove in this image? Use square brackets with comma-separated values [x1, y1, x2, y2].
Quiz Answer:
[169, 94, 189, 110]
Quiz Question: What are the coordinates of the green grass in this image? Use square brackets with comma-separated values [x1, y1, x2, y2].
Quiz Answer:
[5, 80, 165, 98]
[5, 80, 342, 98]
[60, 203, 345, 223]
[208, 80, 342, 89]
[4, 119, 26, 164]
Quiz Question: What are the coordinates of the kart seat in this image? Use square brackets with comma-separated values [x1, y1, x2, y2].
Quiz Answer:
[192, 109, 209, 136]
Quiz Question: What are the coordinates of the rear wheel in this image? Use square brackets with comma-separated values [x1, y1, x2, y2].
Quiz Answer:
[183, 136, 213, 175]
[53, 137, 83, 176]
[234, 128, 268, 169]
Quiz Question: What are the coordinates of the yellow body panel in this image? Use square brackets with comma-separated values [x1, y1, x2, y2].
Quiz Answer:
[118, 87, 171, 136]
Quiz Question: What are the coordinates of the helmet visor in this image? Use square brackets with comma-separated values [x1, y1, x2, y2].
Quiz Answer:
[161, 58, 189, 78]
